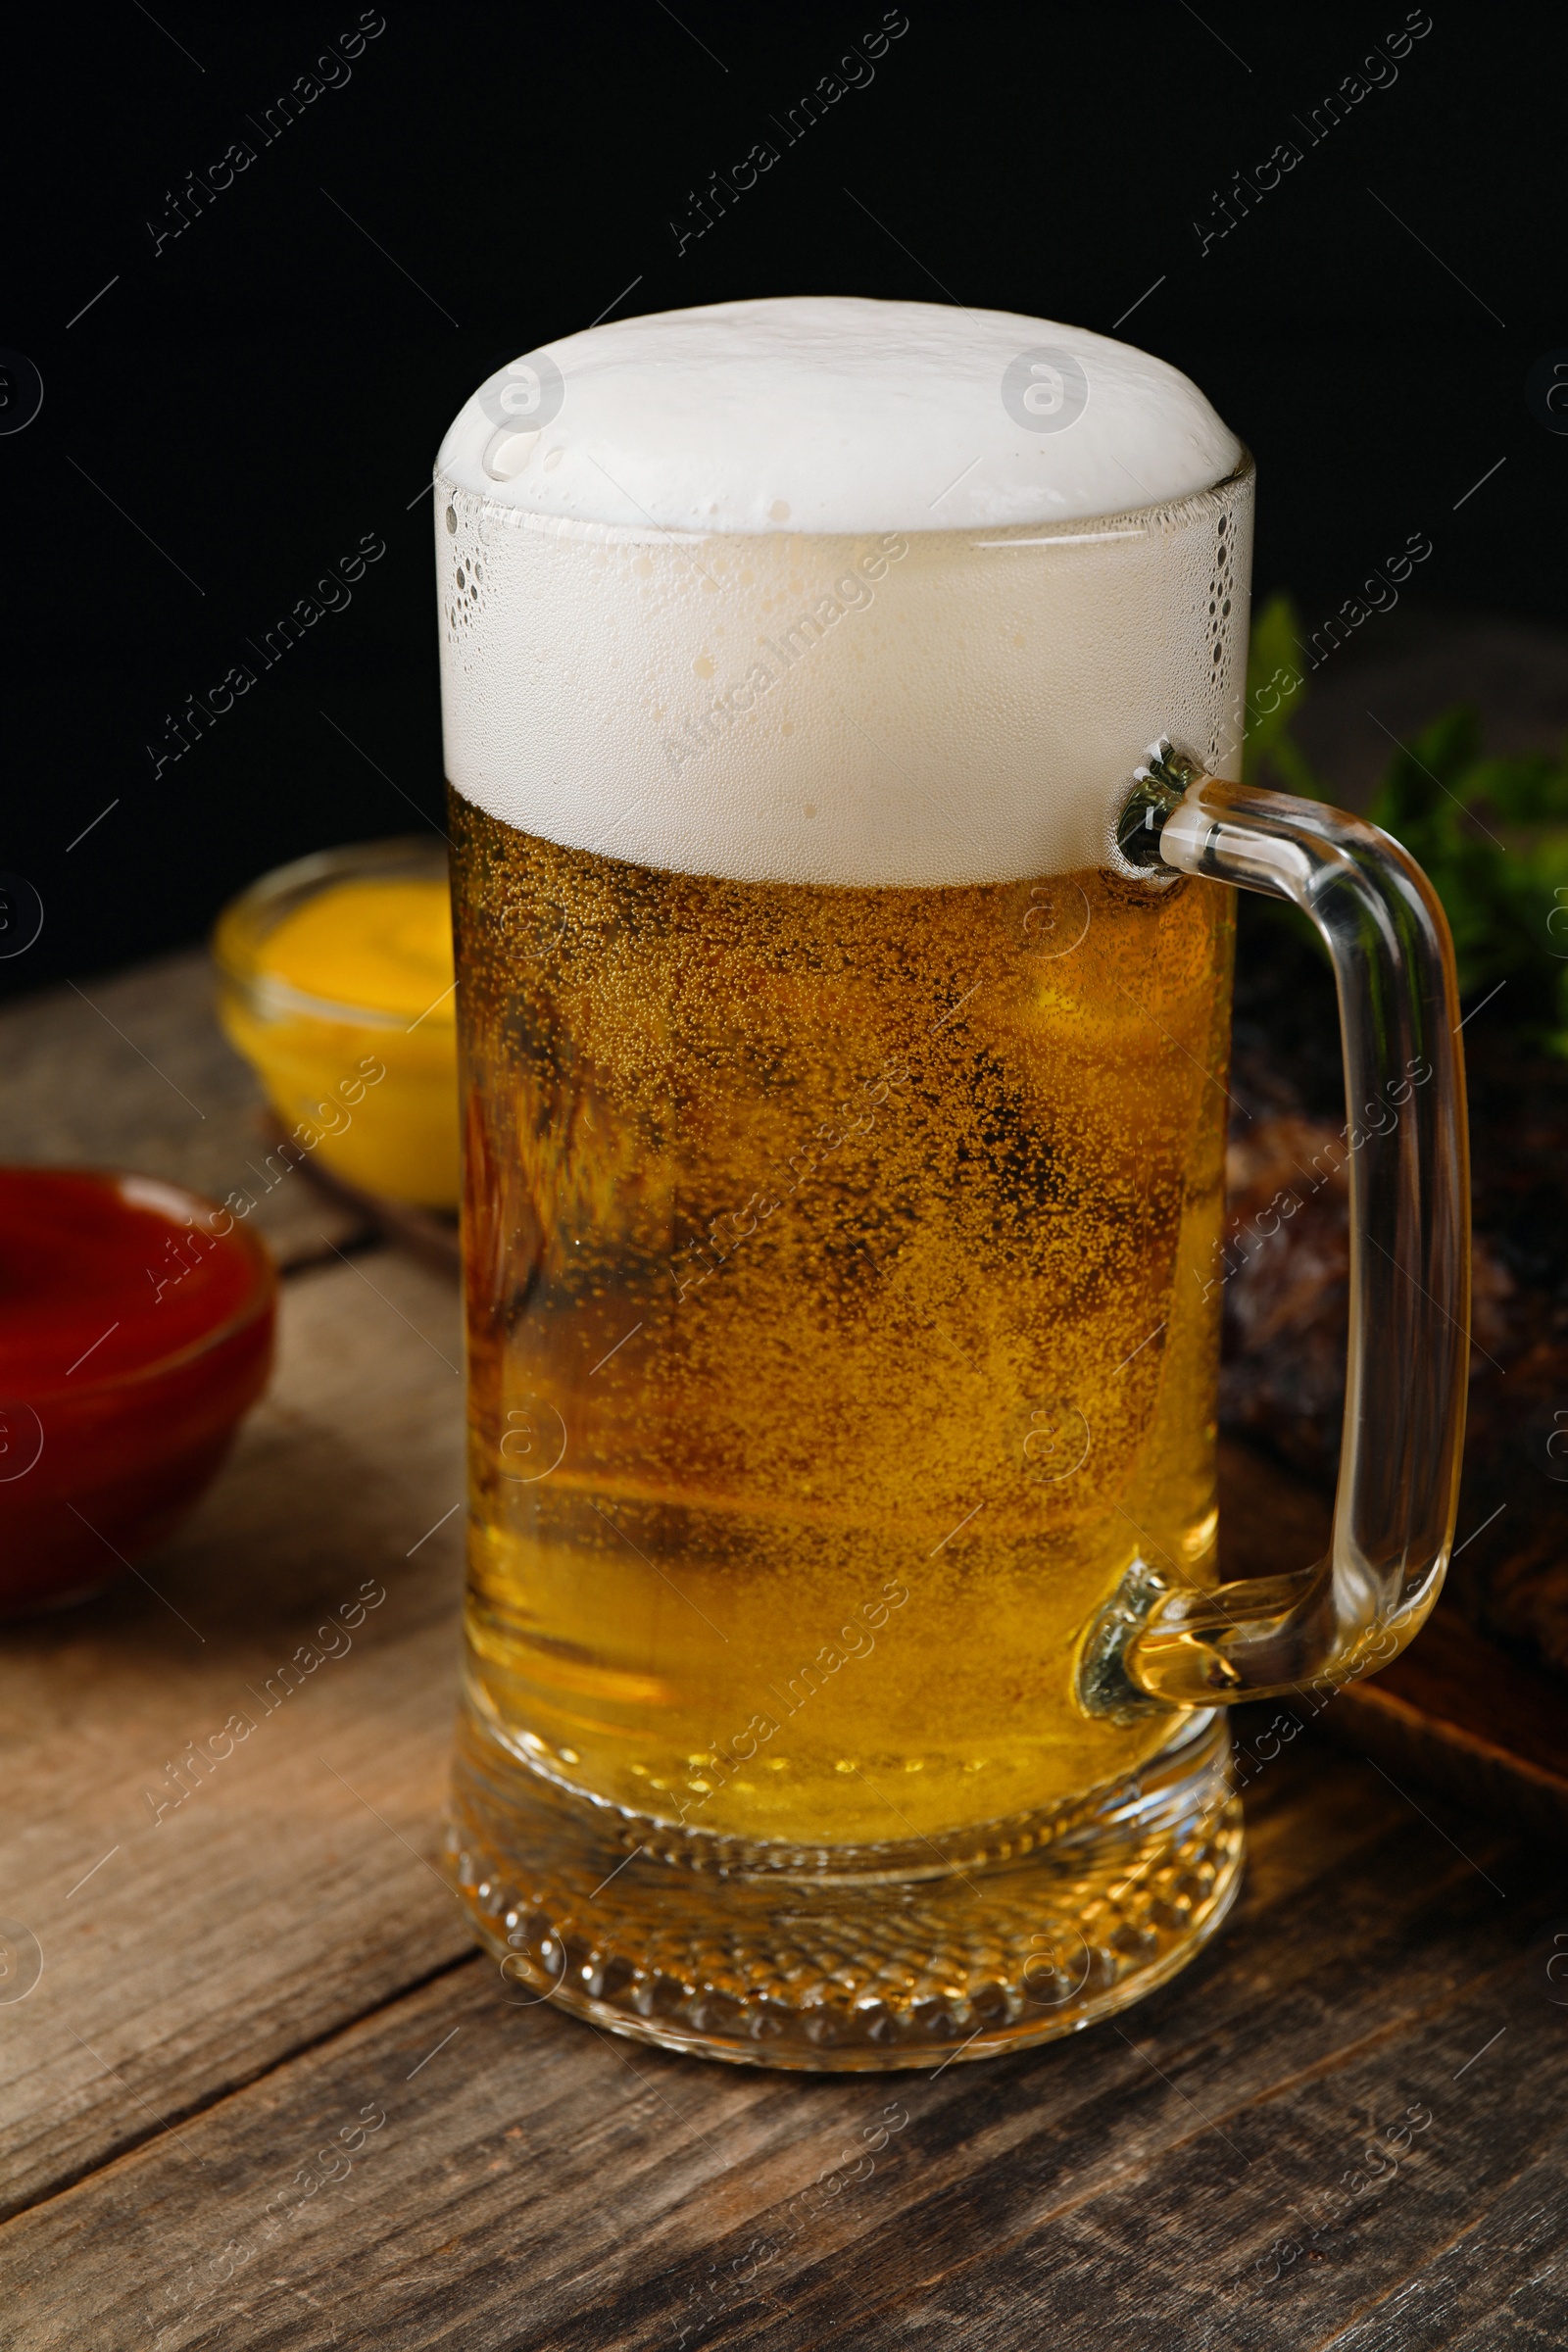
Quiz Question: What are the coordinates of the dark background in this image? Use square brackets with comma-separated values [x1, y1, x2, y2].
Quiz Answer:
[2, 0, 1561, 998]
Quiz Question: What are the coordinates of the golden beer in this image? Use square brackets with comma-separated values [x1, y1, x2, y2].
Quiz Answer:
[456, 806, 1234, 1848]
[438, 294, 1266, 2065]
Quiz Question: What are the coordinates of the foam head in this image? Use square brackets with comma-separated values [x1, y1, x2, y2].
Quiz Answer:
[434, 295, 1251, 886]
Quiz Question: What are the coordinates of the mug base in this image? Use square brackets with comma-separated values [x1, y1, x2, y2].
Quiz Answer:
[446, 1708, 1243, 2072]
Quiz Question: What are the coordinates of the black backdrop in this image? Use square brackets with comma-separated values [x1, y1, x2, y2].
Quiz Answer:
[3, 1, 1561, 998]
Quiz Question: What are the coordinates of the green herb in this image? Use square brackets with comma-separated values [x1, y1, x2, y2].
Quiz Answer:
[1242, 594, 1568, 1056]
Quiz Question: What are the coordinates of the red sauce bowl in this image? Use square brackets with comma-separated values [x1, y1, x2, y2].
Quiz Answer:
[0, 1168, 276, 1615]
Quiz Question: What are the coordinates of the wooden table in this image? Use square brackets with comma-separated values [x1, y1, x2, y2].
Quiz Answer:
[2, 954, 1562, 2351]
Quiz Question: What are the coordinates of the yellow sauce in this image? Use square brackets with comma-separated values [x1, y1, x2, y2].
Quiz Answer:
[219, 876, 459, 1207]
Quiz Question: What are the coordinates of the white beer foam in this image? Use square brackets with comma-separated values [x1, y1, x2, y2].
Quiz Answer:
[434, 296, 1251, 886]
[437, 296, 1239, 532]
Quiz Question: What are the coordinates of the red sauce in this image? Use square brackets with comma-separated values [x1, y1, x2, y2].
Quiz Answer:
[0, 1169, 275, 1613]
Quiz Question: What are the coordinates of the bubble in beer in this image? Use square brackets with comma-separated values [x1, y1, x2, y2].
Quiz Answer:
[1020, 881, 1091, 958]
[518, 899, 569, 963]
[497, 1396, 567, 1484]
[1019, 1400, 1092, 1484]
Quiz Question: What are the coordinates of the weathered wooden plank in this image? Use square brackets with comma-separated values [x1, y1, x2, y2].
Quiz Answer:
[5, 1742, 1541, 2352]
[6, 946, 1563, 2350]
[858, 2007, 1558, 2352]
[564, 1796, 1534, 2352]
[0, 950, 369, 1266]
[1324, 1602, 1568, 1847]
[0, 1249, 468, 2221]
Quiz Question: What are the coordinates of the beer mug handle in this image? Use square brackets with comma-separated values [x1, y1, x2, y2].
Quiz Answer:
[1103, 745, 1470, 1711]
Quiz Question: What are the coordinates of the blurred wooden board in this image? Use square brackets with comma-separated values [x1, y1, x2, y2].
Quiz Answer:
[0, 1248, 468, 2222]
[1331, 1606, 1568, 1842]
[0, 950, 372, 1269]
[5, 952, 1568, 2349]
[3, 1744, 1559, 2352]
[261, 1112, 463, 1280]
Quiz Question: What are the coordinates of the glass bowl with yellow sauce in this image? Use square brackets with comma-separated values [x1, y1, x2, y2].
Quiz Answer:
[213, 837, 458, 1208]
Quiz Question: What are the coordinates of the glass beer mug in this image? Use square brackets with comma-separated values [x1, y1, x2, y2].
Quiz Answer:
[436, 299, 1468, 2069]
